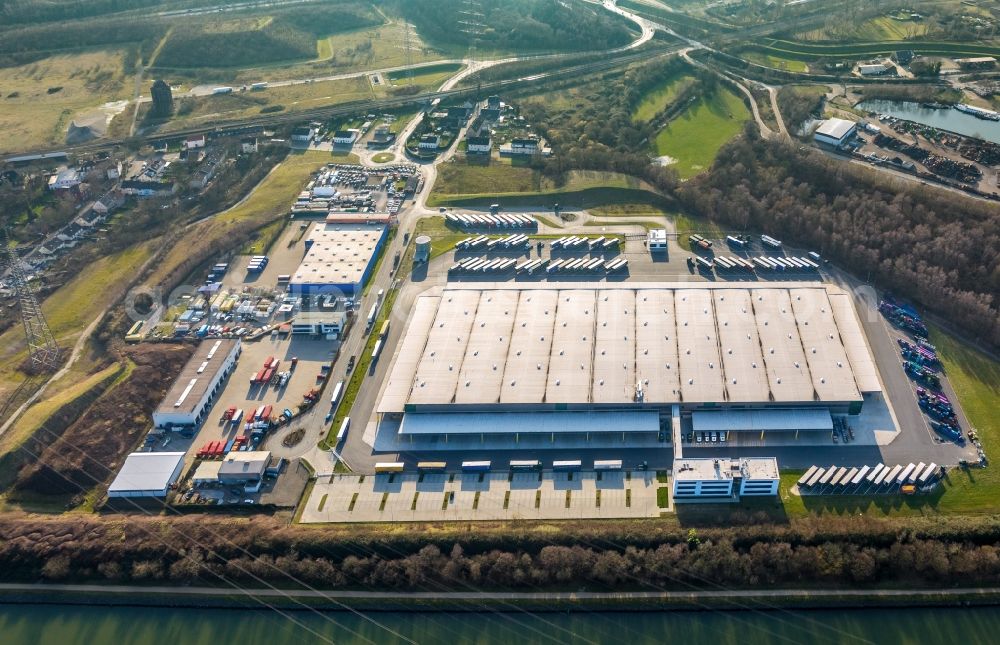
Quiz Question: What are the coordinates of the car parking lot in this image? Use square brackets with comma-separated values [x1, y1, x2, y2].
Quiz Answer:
[300, 470, 664, 522]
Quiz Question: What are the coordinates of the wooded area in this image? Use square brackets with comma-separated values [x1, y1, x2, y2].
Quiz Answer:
[680, 130, 1000, 346]
[394, 0, 634, 52]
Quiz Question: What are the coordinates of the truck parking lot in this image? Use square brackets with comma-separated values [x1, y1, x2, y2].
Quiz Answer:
[301, 470, 664, 523]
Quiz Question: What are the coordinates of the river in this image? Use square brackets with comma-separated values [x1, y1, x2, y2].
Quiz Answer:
[3, 604, 1000, 644]
[857, 100, 1000, 144]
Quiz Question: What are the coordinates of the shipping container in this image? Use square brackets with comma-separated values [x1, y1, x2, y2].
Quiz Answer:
[553, 460, 582, 472]
[417, 461, 447, 472]
[374, 462, 404, 473]
[336, 417, 350, 441]
[461, 461, 491, 472]
[593, 459, 622, 470]
[330, 380, 344, 405]
[510, 460, 541, 471]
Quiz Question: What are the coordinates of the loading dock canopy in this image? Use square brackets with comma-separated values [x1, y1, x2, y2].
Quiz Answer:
[399, 411, 660, 435]
[691, 409, 833, 433]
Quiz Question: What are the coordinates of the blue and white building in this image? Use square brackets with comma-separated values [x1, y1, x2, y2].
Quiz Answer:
[289, 223, 388, 296]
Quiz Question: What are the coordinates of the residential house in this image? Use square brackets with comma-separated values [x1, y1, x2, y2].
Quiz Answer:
[189, 149, 227, 190]
[508, 137, 539, 155]
[122, 179, 176, 197]
[332, 130, 357, 145]
[185, 134, 206, 150]
[418, 134, 441, 150]
[466, 135, 492, 154]
[241, 137, 258, 153]
[291, 126, 315, 143]
[858, 61, 892, 76]
[106, 161, 123, 180]
[487, 95, 501, 110]
[48, 168, 81, 190]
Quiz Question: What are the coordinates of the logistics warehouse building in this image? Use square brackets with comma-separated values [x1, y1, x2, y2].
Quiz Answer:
[376, 282, 882, 446]
[289, 222, 387, 296]
[153, 339, 241, 429]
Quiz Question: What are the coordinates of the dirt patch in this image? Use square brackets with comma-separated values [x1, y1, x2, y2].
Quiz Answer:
[10, 343, 195, 504]
[282, 427, 306, 448]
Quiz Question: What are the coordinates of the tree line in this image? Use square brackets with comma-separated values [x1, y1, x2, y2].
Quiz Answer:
[7, 513, 1000, 590]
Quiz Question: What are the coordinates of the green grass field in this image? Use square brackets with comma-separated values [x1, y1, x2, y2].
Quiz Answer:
[741, 51, 808, 72]
[652, 87, 749, 179]
[796, 15, 931, 42]
[0, 48, 133, 154]
[632, 74, 695, 122]
[779, 325, 1000, 518]
[429, 166, 671, 210]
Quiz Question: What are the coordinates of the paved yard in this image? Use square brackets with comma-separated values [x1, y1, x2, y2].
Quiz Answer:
[300, 470, 664, 522]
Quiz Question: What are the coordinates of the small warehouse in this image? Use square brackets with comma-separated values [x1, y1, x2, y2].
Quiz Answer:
[289, 223, 387, 296]
[813, 118, 857, 147]
[108, 452, 186, 498]
[152, 339, 241, 429]
[291, 311, 347, 337]
[218, 451, 273, 484]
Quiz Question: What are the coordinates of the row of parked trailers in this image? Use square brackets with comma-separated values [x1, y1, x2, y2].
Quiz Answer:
[446, 213, 536, 229]
[551, 236, 620, 251]
[701, 255, 821, 272]
[374, 459, 624, 474]
[449, 256, 628, 275]
[455, 234, 531, 250]
[797, 462, 940, 495]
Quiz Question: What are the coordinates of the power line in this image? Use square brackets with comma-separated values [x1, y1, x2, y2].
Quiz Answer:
[1, 228, 60, 372]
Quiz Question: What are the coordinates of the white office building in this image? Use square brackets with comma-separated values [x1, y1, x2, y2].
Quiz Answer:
[672, 457, 779, 502]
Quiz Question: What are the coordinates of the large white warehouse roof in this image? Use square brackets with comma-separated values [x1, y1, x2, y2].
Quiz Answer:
[378, 282, 877, 413]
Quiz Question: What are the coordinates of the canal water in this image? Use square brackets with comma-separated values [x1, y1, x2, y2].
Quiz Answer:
[2, 604, 1000, 644]
[857, 99, 1000, 144]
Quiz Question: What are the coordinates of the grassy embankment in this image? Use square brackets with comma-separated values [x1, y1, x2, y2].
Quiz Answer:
[652, 86, 749, 179]
[0, 363, 124, 496]
[0, 243, 154, 403]
[631, 74, 696, 122]
[778, 325, 1000, 518]
[428, 166, 671, 210]
[748, 38, 1000, 62]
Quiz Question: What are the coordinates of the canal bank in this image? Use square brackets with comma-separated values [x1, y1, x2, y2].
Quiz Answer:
[3, 583, 1000, 612]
